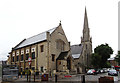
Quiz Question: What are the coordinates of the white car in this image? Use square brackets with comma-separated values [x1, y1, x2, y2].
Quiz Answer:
[87, 69, 96, 75]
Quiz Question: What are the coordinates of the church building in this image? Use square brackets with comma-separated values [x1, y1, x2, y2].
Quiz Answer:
[71, 8, 92, 74]
[7, 8, 92, 75]
[7, 22, 73, 74]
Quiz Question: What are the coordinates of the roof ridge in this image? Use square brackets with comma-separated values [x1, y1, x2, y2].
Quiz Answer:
[47, 27, 57, 32]
[13, 39, 26, 50]
[26, 31, 45, 40]
[14, 27, 57, 49]
[26, 27, 57, 40]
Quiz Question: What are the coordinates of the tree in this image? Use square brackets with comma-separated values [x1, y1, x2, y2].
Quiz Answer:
[91, 53, 101, 69]
[115, 51, 120, 65]
[91, 43, 113, 68]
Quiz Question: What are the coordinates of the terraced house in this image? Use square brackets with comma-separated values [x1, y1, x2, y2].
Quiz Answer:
[7, 22, 74, 74]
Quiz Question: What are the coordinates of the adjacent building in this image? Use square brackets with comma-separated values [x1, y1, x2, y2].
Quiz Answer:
[108, 57, 118, 67]
[71, 8, 92, 73]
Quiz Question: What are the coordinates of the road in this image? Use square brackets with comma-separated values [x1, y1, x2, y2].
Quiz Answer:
[57, 73, 119, 82]
[1, 73, 120, 83]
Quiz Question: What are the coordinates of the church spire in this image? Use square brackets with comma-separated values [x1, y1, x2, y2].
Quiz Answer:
[81, 7, 90, 42]
[84, 7, 89, 29]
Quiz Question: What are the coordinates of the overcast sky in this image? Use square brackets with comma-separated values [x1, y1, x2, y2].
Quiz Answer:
[0, 0, 119, 60]
[119, 2, 120, 51]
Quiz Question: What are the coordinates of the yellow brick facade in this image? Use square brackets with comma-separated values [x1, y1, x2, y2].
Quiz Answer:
[7, 23, 73, 74]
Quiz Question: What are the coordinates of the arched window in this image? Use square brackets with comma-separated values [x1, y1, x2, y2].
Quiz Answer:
[56, 39, 65, 51]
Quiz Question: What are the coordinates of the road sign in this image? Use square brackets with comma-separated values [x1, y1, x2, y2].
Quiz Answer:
[28, 57, 32, 61]
[28, 62, 31, 66]
[28, 57, 32, 66]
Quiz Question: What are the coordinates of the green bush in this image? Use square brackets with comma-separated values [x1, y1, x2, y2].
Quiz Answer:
[22, 71, 25, 75]
[24, 70, 31, 75]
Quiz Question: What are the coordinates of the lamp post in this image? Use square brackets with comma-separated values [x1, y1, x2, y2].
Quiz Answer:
[28, 57, 32, 82]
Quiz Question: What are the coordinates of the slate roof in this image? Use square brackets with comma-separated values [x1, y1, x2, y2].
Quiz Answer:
[14, 27, 57, 49]
[70, 44, 83, 59]
[108, 57, 115, 61]
[71, 54, 80, 59]
[57, 51, 69, 60]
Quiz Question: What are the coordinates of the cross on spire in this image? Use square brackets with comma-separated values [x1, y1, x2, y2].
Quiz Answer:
[59, 20, 61, 26]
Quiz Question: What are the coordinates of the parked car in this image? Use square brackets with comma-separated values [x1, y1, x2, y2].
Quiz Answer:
[100, 69, 104, 73]
[96, 69, 101, 74]
[108, 69, 118, 76]
[87, 69, 96, 75]
[102, 68, 108, 73]
[107, 68, 111, 72]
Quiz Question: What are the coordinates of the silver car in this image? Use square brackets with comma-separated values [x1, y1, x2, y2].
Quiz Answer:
[108, 69, 118, 76]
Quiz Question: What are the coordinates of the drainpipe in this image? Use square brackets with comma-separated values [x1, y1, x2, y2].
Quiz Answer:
[36, 44, 38, 71]
[47, 32, 50, 73]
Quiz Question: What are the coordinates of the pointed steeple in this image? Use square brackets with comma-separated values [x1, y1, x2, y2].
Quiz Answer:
[84, 7, 89, 29]
[82, 7, 90, 42]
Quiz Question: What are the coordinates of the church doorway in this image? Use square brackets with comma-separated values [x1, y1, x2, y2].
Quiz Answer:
[77, 68, 80, 74]
[67, 57, 71, 70]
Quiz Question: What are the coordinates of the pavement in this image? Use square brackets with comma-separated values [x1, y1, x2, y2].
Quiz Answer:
[1, 75, 97, 83]
[1, 73, 120, 83]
